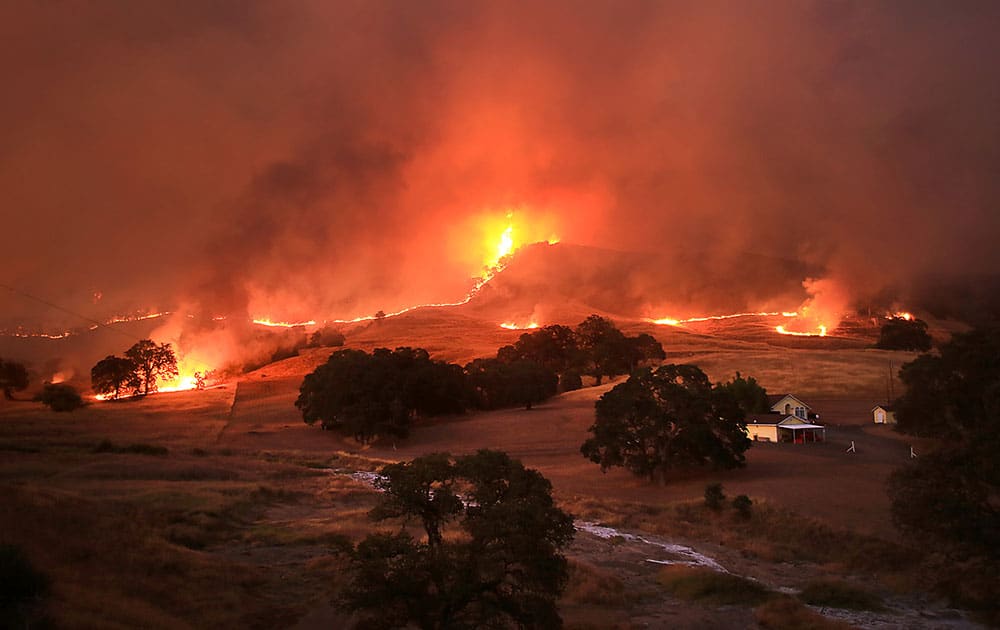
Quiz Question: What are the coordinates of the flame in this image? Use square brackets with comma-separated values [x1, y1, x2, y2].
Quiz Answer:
[650, 311, 795, 326]
[775, 324, 827, 337]
[252, 318, 317, 328]
[500, 321, 540, 330]
[497, 222, 515, 262]
[650, 310, 831, 337]
[49, 370, 71, 384]
[1, 310, 171, 340]
[890, 311, 913, 321]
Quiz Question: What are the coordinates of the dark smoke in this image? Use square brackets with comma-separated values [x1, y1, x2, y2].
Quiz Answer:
[2, 0, 999, 330]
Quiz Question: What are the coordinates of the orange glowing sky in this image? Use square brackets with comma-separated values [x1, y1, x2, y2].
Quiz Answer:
[1, 2, 999, 332]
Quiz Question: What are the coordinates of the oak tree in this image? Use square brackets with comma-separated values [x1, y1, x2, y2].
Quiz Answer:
[581, 364, 751, 483]
[342, 450, 575, 629]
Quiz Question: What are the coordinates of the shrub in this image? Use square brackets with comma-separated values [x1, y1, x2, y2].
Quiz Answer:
[658, 565, 772, 606]
[704, 483, 726, 510]
[560, 370, 583, 392]
[799, 579, 883, 611]
[0, 544, 49, 621]
[35, 383, 84, 411]
[732, 494, 753, 519]
[93, 440, 169, 456]
[755, 596, 853, 629]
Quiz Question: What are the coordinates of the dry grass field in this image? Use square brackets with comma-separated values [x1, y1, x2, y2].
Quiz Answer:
[0, 310, 980, 628]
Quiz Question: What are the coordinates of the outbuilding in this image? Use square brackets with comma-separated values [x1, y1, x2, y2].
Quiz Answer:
[872, 404, 896, 425]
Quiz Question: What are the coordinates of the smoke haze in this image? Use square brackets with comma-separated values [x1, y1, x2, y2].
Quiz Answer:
[3, 0, 999, 329]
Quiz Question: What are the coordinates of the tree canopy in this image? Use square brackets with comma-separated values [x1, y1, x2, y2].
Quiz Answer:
[715, 371, 770, 414]
[465, 357, 558, 410]
[876, 316, 932, 351]
[497, 324, 579, 374]
[90, 355, 141, 400]
[581, 364, 751, 483]
[296, 347, 466, 444]
[498, 317, 665, 387]
[342, 450, 575, 629]
[35, 383, 83, 412]
[124, 340, 178, 396]
[0, 358, 29, 400]
[887, 326, 1000, 621]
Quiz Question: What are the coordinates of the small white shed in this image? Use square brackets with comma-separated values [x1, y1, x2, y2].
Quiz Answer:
[872, 405, 896, 425]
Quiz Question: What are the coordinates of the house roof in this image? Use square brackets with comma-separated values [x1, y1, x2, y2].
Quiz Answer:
[872, 404, 895, 412]
[747, 414, 824, 428]
[767, 393, 811, 410]
[748, 414, 783, 425]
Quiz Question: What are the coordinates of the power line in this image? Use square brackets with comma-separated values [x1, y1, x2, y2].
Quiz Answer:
[0, 282, 144, 343]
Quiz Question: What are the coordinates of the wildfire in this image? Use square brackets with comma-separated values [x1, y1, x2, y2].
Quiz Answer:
[650, 311, 794, 326]
[1, 310, 171, 340]
[649, 310, 833, 337]
[890, 311, 914, 321]
[252, 318, 317, 328]
[775, 324, 828, 337]
[500, 321, 540, 330]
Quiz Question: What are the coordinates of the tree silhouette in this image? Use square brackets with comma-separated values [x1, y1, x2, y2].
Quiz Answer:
[581, 364, 751, 483]
[342, 450, 575, 629]
[716, 371, 770, 414]
[887, 326, 1000, 621]
[876, 317, 932, 351]
[124, 340, 178, 396]
[90, 355, 140, 400]
[296, 347, 466, 444]
[0, 358, 29, 400]
[465, 357, 558, 410]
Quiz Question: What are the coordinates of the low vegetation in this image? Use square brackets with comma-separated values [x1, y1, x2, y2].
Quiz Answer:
[799, 579, 884, 611]
[657, 565, 772, 606]
[35, 382, 84, 411]
[93, 439, 169, 456]
[754, 597, 854, 630]
[0, 543, 50, 628]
